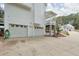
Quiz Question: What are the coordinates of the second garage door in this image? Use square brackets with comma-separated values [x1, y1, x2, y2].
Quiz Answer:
[9, 24, 28, 38]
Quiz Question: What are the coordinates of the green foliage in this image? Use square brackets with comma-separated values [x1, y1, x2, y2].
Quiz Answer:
[56, 13, 79, 29]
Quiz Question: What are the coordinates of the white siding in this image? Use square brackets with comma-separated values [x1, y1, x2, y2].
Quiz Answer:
[5, 3, 33, 29]
[4, 3, 46, 37]
[34, 4, 46, 36]
[34, 4, 46, 25]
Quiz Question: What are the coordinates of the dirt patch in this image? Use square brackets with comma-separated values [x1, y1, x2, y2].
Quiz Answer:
[3, 40, 18, 47]
[0, 33, 79, 56]
[20, 40, 26, 43]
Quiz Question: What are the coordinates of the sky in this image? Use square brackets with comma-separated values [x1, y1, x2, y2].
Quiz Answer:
[1, 3, 79, 16]
[46, 3, 79, 16]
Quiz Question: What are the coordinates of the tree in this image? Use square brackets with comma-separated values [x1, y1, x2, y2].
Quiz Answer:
[55, 13, 79, 30]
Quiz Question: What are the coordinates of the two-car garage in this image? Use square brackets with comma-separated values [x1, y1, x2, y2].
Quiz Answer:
[4, 3, 32, 38]
[9, 24, 28, 38]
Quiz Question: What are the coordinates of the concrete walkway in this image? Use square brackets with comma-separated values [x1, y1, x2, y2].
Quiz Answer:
[0, 31, 79, 56]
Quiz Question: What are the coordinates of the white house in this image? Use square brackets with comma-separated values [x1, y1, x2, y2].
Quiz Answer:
[4, 3, 46, 38]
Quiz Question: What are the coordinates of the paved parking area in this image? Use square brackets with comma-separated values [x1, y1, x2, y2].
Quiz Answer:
[0, 31, 79, 56]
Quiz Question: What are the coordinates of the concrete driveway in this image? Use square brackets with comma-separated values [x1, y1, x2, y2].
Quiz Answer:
[0, 31, 79, 56]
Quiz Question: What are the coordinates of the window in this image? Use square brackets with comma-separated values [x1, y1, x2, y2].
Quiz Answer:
[11, 24, 14, 27]
[24, 26, 27, 28]
[16, 25, 19, 27]
[34, 26, 43, 29]
[20, 25, 23, 27]
[0, 24, 4, 26]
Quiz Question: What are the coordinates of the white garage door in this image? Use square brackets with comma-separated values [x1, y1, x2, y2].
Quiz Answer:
[35, 29, 44, 36]
[9, 24, 28, 38]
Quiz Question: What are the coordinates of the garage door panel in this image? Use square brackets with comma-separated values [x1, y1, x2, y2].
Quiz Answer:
[9, 24, 28, 38]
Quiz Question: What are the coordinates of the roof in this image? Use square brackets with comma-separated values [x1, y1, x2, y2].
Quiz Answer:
[45, 10, 57, 19]
[8, 3, 31, 11]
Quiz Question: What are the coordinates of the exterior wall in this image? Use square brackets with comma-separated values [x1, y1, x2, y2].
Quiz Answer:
[4, 3, 46, 38]
[33, 4, 46, 36]
[4, 3, 34, 37]
[34, 4, 45, 24]
[5, 3, 33, 29]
